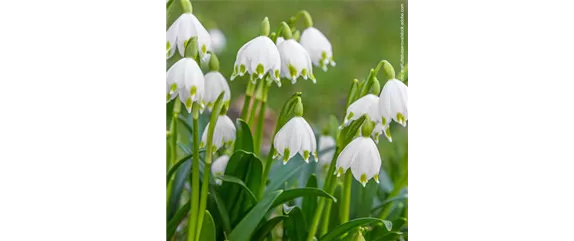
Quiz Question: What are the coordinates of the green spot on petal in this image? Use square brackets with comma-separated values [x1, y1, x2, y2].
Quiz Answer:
[301, 68, 307, 77]
[256, 64, 265, 76]
[166, 93, 171, 101]
[321, 51, 327, 59]
[283, 148, 290, 164]
[360, 173, 368, 184]
[207, 102, 213, 109]
[288, 64, 297, 79]
[381, 116, 387, 126]
[240, 64, 246, 74]
[303, 150, 310, 161]
[190, 86, 197, 96]
[396, 113, 405, 124]
[274, 69, 280, 79]
[337, 167, 344, 176]
[185, 98, 192, 110]
[201, 44, 207, 54]
[374, 173, 380, 183]
[170, 83, 177, 92]
[184, 39, 189, 49]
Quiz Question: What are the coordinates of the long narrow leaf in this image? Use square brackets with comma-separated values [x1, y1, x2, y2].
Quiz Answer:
[166, 200, 190, 240]
[218, 175, 258, 204]
[198, 211, 216, 241]
[252, 215, 288, 241]
[319, 218, 392, 241]
[271, 187, 336, 209]
[228, 190, 283, 241]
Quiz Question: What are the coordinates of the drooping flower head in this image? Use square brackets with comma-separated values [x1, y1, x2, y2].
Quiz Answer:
[211, 155, 230, 185]
[166, 12, 211, 62]
[277, 38, 316, 84]
[166, 57, 205, 112]
[378, 79, 408, 127]
[230, 36, 281, 84]
[343, 94, 380, 127]
[203, 71, 231, 110]
[273, 101, 317, 164]
[299, 27, 335, 71]
[200, 113, 236, 153]
[208, 28, 226, 54]
[335, 119, 382, 187]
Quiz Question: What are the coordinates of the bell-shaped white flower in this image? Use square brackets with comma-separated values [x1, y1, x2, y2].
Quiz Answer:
[166, 57, 205, 112]
[318, 135, 336, 166]
[208, 28, 226, 54]
[203, 71, 231, 110]
[277, 39, 316, 84]
[166, 13, 211, 61]
[299, 27, 335, 71]
[334, 136, 382, 187]
[343, 94, 380, 127]
[230, 36, 281, 84]
[273, 116, 317, 164]
[201, 114, 236, 153]
[211, 155, 230, 185]
[378, 79, 408, 127]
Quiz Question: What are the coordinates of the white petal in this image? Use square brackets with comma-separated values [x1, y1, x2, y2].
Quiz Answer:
[299, 27, 333, 70]
[350, 137, 382, 186]
[335, 137, 361, 176]
[211, 155, 230, 176]
[277, 39, 313, 83]
[344, 94, 379, 126]
[294, 117, 316, 163]
[204, 71, 231, 110]
[190, 15, 211, 62]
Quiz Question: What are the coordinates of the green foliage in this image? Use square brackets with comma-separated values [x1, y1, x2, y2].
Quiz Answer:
[228, 190, 283, 241]
[199, 211, 216, 241]
[320, 218, 392, 241]
[284, 206, 308, 240]
[233, 119, 254, 153]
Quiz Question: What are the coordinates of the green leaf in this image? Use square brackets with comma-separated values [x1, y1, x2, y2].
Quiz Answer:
[166, 157, 192, 220]
[252, 215, 288, 241]
[302, 174, 318, 225]
[220, 151, 263, 225]
[391, 217, 407, 231]
[319, 218, 392, 241]
[266, 155, 307, 192]
[218, 175, 258, 204]
[228, 190, 283, 241]
[234, 119, 254, 153]
[372, 231, 403, 241]
[198, 211, 216, 241]
[284, 206, 308, 241]
[271, 187, 336, 209]
[166, 200, 190, 240]
[338, 115, 366, 148]
[370, 194, 408, 214]
[210, 186, 232, 234]
[355, 179, 378, 217]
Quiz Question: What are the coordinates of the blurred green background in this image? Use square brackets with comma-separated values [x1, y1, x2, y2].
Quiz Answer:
[191, 0, 408, 125]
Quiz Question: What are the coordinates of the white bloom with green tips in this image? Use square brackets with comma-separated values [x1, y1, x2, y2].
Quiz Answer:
[378, 79, 408, 127]
[273, 117, 317, 164]
[211, 155, 230, 185]
[277, 39, 316, 84]
[299, 27, 335, 71]
[166, 57, 205, 112]
[343, 94, 380, 127]
[201, 114, 236, 153]
[334, 136, 382, 187]
[166, 13, 211, 62]
[372, 122, 392, 143]
[230, 36, 281, 85]
[203, 71, 231, 111]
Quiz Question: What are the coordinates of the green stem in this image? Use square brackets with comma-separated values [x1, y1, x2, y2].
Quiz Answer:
[258, 146, 274, 200]
[247, 99, 259, 127]
[306, 148, 340, 241]
[187, 103, 201, 241]
[254, 83, 270, 155]
[296, 10, 314, 28]
[240, 81, 255, 120]
[195, 94, 225, 241]
[169, 100, 181, 169]
[340, 171, 352, 223]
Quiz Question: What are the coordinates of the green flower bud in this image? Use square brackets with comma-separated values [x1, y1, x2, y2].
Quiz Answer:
[260, 17, 270, 37]
[294, 99, 304, 117]
[180, 0, 192, 14]
[371, 77, 381, 95]
[280, 22, 293, 39]
[184, 36, 198, 59]
[208, 52, 220, 71]
[360, 116, 375, 137]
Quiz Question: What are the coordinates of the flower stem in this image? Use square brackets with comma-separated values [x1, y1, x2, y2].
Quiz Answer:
[187, 103, 201, 241]
[296, 10, 313, 28]
[254, 82, 270, 155]
[340, 171, 352, 223]
[240, 81, 256, 120]
[169, 100, 181, 169]
[195, 94, 225, 241]
[306, 148, 340, 241]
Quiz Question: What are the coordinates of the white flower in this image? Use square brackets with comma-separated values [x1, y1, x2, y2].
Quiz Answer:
[371, 122, 392, 143]
[208, 29, 226, 54]
[299, 27, 335, 71]
[343, 94, 380, 127]
[201, 114, 236, 152]
[318, 135, 336, 166]
[203, 71, 231, 110]
[273, 117, 317, 164]
[230, 36, 281, 84]
[166, 57, 205, 112]
[334, 136, 382, 187]
[211, 155, 230, 185]
[378, 79, 408, 127]
[276, 37, 284, 45]
[277, 39, 316, 84]
[166, 13, 211, 61]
